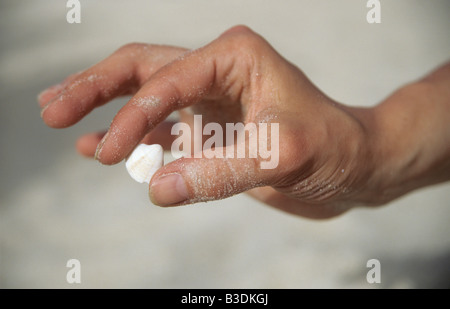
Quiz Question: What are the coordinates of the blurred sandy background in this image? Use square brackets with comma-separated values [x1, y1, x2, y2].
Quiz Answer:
[1, 0, 449, 288]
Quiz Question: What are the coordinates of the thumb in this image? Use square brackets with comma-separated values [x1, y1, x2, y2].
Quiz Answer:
[149, 154, 279, 206]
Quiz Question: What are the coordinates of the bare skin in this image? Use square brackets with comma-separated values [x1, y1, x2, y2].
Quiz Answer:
[38, 25, 450, 219]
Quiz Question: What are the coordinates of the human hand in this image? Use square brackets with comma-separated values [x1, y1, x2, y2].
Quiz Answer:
[38, 25, 450, 219]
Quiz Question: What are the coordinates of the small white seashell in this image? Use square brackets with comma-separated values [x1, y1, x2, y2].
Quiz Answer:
[125, 144, 164, 184]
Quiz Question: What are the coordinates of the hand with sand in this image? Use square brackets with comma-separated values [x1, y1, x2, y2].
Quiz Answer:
[38, 26, 450, 219]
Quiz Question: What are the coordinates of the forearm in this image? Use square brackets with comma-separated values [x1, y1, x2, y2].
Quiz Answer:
[372, 62, 450, 202]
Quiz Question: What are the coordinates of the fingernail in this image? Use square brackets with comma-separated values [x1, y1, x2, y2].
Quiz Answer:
[149, 173, 189, 206]
[39, 92, 63, 119]
[40, 102, 51, 118]
[37, 83, 64, 104]
[94, 131, 109, 161]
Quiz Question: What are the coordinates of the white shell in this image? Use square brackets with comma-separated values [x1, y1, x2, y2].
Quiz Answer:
[125, 144, 164, 184]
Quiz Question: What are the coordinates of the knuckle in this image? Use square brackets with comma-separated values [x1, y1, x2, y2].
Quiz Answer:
[115, 42, 148, 55]
[223, 27, 267, 55]
[215, 26, 270, 84]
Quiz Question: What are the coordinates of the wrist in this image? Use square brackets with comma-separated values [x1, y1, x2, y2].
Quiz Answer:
[370, 81, 450, 203]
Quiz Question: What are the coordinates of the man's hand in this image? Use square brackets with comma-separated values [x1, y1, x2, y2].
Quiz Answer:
[39, 25, 450, 219]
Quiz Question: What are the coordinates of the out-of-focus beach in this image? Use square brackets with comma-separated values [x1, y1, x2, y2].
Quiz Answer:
[1, 0, 450, 288]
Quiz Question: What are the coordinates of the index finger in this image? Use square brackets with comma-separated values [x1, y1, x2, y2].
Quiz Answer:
[94, 26, 265, 164]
